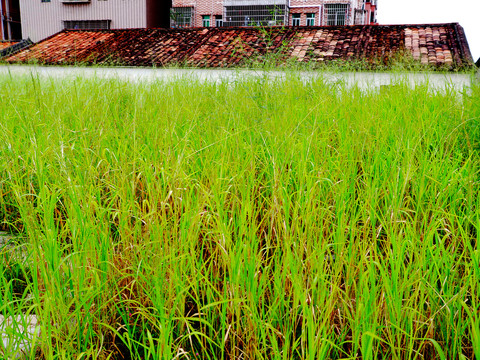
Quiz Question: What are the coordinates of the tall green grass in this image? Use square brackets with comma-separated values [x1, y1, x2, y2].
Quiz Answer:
[0, 73, 479, 359]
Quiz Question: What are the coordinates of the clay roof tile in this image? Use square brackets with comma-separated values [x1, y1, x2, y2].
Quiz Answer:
[4, 23, 474, 70]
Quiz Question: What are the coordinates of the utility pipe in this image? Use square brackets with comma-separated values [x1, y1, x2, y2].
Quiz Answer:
[0, 0, 5, 41]
[4, 0, 10, 40]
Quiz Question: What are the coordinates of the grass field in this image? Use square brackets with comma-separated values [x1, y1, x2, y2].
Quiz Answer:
[0, 73, 480, 359]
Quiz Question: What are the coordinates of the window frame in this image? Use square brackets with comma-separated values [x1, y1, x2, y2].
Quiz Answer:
[292, 13, 300, 27]
[202, 15, 211, 27]
[306, 13, 315, 26]
[325, 4, 349, 26]
[170, 7, 193, 28]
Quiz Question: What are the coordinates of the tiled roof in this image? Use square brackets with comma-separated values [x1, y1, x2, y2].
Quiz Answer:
[4, 23, 474, 69]
[0, 41, 18, 51]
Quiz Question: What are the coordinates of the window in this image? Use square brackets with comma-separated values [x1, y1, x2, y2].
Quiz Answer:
[292, 13, 300, 26]
[41, 0, 51, 2]
[170, 7, 193, 28]
[63, 20, 111, 30]
[306, 13, 315, 26]
[202, 15, 211, 27]
[215, 15, 223, 27]
[224, 5, 287, 27]
[325, 4, 349, 26]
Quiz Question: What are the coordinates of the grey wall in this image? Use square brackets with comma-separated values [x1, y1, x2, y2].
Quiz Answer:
[19, 0, 147, 42]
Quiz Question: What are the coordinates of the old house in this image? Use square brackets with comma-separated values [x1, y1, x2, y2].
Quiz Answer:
[4, 23, 473, 70]
[18, 0, 172, 42]
[170, 0, 378, 29]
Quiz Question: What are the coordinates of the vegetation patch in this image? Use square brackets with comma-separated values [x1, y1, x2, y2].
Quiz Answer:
[0, 74, 479, 359]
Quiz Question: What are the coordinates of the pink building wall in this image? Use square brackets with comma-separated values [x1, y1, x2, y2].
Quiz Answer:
[289, 1, 322, 27]
[172, 0, 223, 28]
[364, 0, 377, 25]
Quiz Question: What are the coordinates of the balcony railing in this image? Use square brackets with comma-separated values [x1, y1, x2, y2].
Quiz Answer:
[224, 3, 288, 27]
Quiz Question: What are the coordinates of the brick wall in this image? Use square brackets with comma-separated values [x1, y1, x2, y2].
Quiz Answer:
[171, 0, 377, 28]
[172, 0, 223, 27]
[289, 6, 321, 27]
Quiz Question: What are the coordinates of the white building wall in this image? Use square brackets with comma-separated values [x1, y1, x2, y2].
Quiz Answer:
[19, 0, 147, 42]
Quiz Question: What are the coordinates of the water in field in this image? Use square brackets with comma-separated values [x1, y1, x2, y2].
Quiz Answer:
[0, 315, 39, 359]
[0, 231, 13, 245]
[1, 232, 39, 358]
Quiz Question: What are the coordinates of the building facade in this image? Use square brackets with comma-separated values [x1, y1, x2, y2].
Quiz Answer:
[18, 0, 172, 43]
[170, 0, 378, 28]
[1, 0, 21, 40]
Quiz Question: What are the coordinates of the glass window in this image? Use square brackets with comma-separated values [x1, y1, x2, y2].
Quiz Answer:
[202, 15, 211, 27]
[325, 4, 349, 26]
[215, 15, 223, 27]
[306, 13, 315, 26]
[224, 5, 287, 27]
[170, 7, 193, 28]
[292, 13, 300, 27]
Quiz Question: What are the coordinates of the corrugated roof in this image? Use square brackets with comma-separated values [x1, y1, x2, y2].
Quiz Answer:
[4, 24, 474, 69]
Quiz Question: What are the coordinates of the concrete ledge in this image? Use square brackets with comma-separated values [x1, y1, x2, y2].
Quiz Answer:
[0, 65, 475, 93]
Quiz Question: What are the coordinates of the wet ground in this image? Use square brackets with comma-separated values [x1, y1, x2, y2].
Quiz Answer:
[0, 314, 39, 359]
[0, 232, 38, 359]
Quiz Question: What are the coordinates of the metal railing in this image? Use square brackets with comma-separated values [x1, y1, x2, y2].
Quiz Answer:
[323, 3, 350, 26]
[224, 4, 288, 27]
[170, 7, 194, 28]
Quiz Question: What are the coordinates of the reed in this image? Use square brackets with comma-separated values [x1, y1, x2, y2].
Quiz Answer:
[0, 73, 479, 359]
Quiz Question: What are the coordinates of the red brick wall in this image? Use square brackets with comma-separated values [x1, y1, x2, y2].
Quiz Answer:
[172, 0, 223, 27]
[289, 6, 322, 27]
[171, 0, 377, 28]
